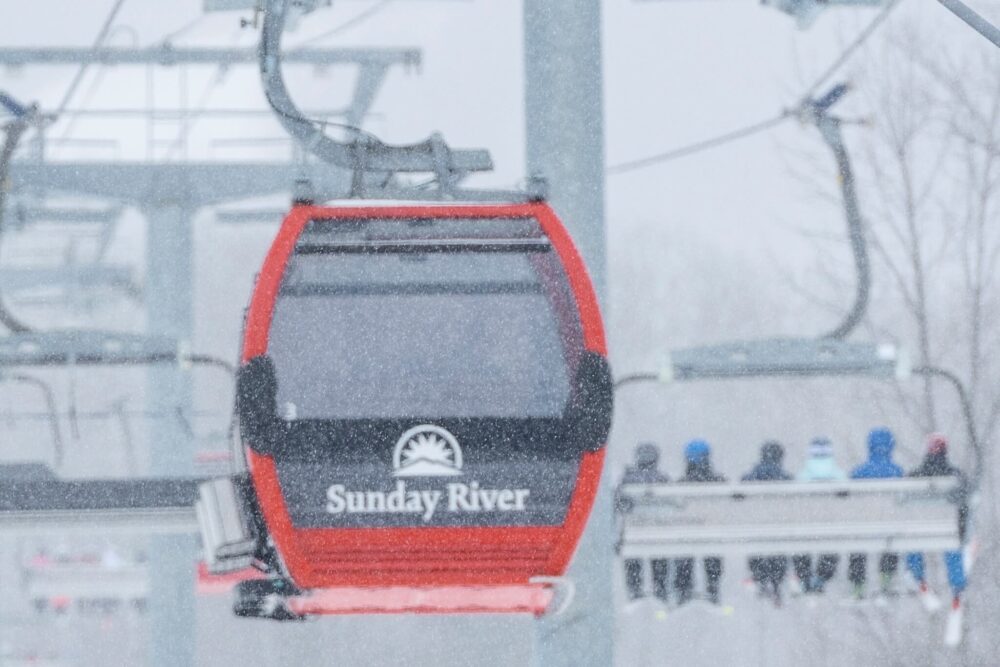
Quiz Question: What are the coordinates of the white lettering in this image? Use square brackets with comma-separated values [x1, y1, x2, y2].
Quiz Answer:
[419, 490, 442, 522]
[387, 481, 406, 511]
[366, 490, 385, 512]
[327, 481, 531, 519]
[404, 491, 421, 513]
[326, 484, 346, 514]
[346, 491, 365, 512]
[497, 489, 515, 511]
[449, 483, 472, 510]
[479, 488, 500, 511]
[467, 481, 481, 510]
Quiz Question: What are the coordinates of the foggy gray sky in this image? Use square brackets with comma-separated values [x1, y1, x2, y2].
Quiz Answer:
[0, 0, 993, 474]
[0, 1, 946, 252]
[0, 1, 983, 302]
[1, 3, 998, 666]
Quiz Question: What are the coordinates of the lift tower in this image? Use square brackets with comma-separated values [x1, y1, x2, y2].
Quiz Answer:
[525, 2, 610, 665]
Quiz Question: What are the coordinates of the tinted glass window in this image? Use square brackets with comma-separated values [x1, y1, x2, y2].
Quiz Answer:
[267, 219, 578, 419]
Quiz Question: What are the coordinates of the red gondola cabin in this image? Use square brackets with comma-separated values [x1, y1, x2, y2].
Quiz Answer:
[234, 202, 612, 616]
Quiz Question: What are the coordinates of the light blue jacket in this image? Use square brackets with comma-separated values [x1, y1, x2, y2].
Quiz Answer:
[798, 456, 847, 482]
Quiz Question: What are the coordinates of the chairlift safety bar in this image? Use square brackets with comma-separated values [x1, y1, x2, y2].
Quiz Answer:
[617, 478, 961, 557]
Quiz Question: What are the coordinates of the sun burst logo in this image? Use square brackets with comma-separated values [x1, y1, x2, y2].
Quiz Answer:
[393, 425, 463, 477]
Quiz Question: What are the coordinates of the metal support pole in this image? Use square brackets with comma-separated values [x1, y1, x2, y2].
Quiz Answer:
[809, 89, 871, 342]
[938, 0, 1000, 48]
[145, 203, 196, 667]
[525, 2, 611, 665]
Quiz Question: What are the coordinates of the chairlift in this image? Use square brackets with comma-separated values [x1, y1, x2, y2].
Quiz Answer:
[613, 343, 971, 611]
[201, 201, 613, 618]
[610, 77, 974, 589]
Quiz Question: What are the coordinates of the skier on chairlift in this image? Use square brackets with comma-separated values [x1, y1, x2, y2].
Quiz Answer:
[618, 443, 671, 604]
[792, 436, 845, 594]
[904, 433, 968, 623]
[848, 427, 904, 599]
[674, 439, 726, 605]
[741, 441, 792, 604]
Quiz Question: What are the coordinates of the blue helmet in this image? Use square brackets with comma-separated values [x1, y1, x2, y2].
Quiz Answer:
[684, 439, 711, 464]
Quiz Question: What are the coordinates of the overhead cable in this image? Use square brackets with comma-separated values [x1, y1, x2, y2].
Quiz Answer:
[54, 0, 128, 117]
[607, 0, 902, 175]
[801, 0, 902, 99]
[937, 0, 1000, 49]
[0, 96, 38, 333]
[606, 114, 788, 174]
[159, 22, 246, 163]
[158, 15, 206, 46]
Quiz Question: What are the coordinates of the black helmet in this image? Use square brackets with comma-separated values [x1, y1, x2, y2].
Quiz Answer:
[761, 441, 784, 465]
[634, 442, 660, 469]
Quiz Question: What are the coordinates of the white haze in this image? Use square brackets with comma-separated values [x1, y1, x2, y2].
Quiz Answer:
[0, 0, 997, 665]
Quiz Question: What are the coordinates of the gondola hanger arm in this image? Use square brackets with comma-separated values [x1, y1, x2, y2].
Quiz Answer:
[796, 83, 872, 341]
[258, 0, 493, 178]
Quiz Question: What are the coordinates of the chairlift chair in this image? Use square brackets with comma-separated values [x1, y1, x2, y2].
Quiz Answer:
[613, 347, 969, 598]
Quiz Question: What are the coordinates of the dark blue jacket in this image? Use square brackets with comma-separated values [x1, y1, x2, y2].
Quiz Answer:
[742, 442, 792, 482]
[851, 428, 903, 479]
[681, 461, 726, 483]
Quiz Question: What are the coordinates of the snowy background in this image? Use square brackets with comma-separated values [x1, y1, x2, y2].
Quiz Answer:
[0, 0, 998, 664]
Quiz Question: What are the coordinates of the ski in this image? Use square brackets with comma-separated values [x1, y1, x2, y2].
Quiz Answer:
[944, 598, 964, 647]
[917, 583, 943, 614]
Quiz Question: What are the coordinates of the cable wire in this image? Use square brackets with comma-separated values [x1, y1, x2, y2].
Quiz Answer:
[54, 0, 128, 117]
[801, 0, 902, 100]
[160, 67, 226, 161]
[157, 15, 205, 46]
[607, 0, 903, 175]
[937, 0, 1000, 48]
[0, 108, 37, 333]
[607, 114, 789, 174]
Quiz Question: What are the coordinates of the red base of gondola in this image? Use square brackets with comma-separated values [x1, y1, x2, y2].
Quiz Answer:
[197, 564, 558, 616]
[196, 562, 266, 596]
[285, 584, 554, 616]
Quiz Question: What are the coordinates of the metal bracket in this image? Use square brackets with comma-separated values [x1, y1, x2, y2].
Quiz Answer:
[530, 576, 576, 618]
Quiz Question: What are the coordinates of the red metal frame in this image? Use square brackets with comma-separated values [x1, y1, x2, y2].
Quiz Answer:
[241, 203, 607, 596]
[196, 563, 266, 596]
[286, 585, 554, 616]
